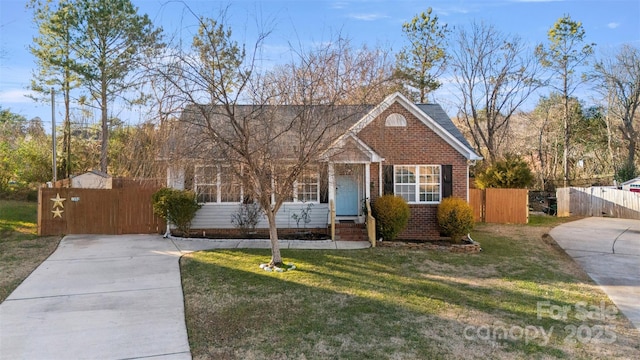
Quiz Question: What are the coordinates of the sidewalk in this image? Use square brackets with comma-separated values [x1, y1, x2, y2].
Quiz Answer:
[0, 235, 369, 359]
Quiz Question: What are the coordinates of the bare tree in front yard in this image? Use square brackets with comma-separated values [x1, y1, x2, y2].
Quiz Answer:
[155, 14, 388, 266]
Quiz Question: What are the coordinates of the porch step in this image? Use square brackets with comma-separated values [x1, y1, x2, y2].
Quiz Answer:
[334, 223, 368, 241]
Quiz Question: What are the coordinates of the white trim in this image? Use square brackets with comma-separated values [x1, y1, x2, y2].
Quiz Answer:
[394, 165, 442, 204]
[322, 133, 384, 163]
[194, 164, 243, 204]
[466, 165, 470, 202]
[292, 166, 321, 203]
[378, 162, 383, 197]
[365, 162, 371, 200]
[385, 113, 407, 127]
[348, 92, 482, 161]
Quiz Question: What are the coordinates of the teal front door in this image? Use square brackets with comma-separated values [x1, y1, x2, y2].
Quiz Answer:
[336, 175, 359, 216]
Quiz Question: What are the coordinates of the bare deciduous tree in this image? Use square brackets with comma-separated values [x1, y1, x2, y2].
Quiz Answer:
[450, 21, 543, 164]
[155, 14, 387, 266]
[593, 44, 640, 178]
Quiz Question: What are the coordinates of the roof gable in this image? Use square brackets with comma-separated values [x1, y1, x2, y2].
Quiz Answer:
[348, 92, 482, 161]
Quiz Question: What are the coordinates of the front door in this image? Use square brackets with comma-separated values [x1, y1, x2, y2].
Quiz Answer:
[336, 175, 359, 216]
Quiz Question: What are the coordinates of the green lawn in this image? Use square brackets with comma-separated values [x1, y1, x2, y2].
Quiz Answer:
[181, 218, 640, 359]
[0, 200, 38, 241]
[0, 200, 61, 302]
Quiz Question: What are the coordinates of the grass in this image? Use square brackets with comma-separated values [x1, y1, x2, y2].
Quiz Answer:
[0, 200, 61, 302]
[181, 215, 640, 359]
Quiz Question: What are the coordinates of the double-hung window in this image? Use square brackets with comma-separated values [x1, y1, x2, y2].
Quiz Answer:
[195, 166, 217, 203]
[195, 165, 242, 203]
[296, 167, 319, 202]
[394, 165, 441, 203]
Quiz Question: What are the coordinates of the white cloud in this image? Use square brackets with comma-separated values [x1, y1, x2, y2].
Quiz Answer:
[607, 22, 620, 29]
[331, 2, 348, 10]
[347, 13, 389, 21]
[0, 89, 35, 103]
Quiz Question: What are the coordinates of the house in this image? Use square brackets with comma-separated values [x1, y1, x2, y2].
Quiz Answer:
[165, 92, 481, 240]
[621, 177, 640, 193]
[71, 170, 112, 189]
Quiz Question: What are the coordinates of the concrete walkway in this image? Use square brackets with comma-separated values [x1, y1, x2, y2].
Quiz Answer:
[550, 217, 640, 330]
[0, 235, 370, 359]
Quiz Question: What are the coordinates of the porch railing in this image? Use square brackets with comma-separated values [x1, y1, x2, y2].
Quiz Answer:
[330, 199, 336, 241]
[365, 199, 376, 247]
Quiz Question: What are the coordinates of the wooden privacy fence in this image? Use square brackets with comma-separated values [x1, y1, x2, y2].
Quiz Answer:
[469, 188, 529, 224]
[38, 187, 165, 236]
[556, 187, 640, 219]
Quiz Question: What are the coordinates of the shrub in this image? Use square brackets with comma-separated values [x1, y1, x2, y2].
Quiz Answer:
[475, 154, 534, 189]
[152, 188, 202, 236]
[372, 195, 410, 241]
[231, 202, 263, 235]
[615, 162, 637, 183]
[437, 197, 474, 244]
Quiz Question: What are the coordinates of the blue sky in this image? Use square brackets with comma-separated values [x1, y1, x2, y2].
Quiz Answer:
[1, 0, 639, 123]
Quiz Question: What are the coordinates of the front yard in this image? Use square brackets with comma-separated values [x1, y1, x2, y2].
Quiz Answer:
[2, 202, 638, 359]
[0, 200, 61, 302]
[181, 217, 640, 359]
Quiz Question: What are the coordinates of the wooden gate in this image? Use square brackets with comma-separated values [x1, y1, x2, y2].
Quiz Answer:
[38, 187, 165, 236]
[469, 188, 529, 224]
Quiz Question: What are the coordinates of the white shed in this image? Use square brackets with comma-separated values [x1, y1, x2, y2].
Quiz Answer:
[621, 176, 640, 193]
[71, 170, 112, 189]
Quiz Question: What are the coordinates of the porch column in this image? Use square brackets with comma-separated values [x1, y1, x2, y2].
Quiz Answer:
[328, 162, 335, 205]
[365, 162, 371, 200]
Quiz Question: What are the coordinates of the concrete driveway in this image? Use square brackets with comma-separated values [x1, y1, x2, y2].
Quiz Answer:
[0, 234, 190, 360]
[550, 217, 640, 330]
[0, 234, 369, 359]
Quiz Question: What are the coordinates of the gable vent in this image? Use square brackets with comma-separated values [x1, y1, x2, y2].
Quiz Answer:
[385, 113, 407, 127]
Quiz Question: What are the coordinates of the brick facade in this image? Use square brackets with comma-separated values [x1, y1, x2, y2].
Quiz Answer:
[358, 102, 469, 240]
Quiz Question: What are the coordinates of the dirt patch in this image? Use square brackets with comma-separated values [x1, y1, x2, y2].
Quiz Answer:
[378, 239, 482, 253]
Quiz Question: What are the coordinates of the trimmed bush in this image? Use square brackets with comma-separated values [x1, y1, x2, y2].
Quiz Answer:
[152, 188, 202, 236]
[372, 195, 410, 241]
[437, 197, 474, 244]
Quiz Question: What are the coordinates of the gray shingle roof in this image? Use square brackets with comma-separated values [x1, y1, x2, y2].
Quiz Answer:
[415, 104, 474, 150]
[165, 100, 476, 161]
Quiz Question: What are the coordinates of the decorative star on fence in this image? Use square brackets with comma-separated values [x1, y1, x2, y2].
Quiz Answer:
[52, 207, 64, 218]
[51, 193, 66, 219]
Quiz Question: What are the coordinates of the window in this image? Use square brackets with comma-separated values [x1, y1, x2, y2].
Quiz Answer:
[219, 167, 242, 203]
[195, 166, 216, 203]
[296, 167, 319, 202]
[394, 165, 440, 203]
[194, 165, 242, 203]
[385, 113, 407, 127]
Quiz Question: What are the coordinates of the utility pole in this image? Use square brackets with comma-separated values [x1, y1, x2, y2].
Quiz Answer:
[51, 88, 57, 183]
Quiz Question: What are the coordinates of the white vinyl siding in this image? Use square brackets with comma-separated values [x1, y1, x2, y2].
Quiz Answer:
[189, 203, 330, 229]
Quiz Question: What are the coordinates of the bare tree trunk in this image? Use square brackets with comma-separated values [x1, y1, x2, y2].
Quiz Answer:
[628, 137, 637, 169]
[266, 210, 282, 266]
